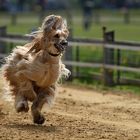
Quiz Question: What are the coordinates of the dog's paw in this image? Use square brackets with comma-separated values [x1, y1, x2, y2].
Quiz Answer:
[33, 114, 45, 125]
[16, 101, 29, 113]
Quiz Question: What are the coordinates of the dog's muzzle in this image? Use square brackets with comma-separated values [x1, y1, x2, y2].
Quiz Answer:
[55, 40, 68, 52]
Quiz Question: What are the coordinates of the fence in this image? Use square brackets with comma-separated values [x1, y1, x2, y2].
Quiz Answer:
[0, 26, 140, 86]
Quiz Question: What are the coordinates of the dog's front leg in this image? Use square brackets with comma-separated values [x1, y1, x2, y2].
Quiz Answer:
[31, 86, 55, 124]
[31, 93, 46, 124]
[15, 93, 29, 113]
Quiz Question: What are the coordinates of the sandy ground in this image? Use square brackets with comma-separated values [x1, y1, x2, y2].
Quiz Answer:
[0, 85, 140, 140]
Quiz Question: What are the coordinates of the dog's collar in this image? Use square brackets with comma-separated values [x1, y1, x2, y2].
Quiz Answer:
[48, 52, 61, 57]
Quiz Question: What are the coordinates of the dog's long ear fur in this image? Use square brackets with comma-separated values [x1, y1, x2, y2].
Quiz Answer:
[26, 37, 45, 55]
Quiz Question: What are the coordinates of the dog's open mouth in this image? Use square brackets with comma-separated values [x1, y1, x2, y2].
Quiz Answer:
[54, 40, 68, 52]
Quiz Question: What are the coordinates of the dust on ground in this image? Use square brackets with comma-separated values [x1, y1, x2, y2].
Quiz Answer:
[0, 85, 140, 140]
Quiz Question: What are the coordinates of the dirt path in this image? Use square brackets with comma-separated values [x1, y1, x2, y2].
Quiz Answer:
[0, 85, 140, 140]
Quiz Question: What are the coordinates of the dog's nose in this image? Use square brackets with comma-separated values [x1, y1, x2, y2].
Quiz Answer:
[60, 40, 68, 46]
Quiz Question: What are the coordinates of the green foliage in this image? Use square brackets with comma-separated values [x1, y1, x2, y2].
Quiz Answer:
[70, 78, 140, 94]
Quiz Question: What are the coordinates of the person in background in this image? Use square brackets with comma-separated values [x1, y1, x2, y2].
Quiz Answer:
[37, 0, 47, 12]
[37, 0, 48, 23]
[80, 0, 94, 30]
[17, 0, 25, 12]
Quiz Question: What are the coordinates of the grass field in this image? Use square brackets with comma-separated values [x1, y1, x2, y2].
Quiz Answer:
[0, 10, 140, 41]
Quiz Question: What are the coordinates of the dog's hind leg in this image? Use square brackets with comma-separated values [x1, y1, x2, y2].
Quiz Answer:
[31, 86, 56, 124]
[15, 94, 29, 113]
[14, 81, 37, 113]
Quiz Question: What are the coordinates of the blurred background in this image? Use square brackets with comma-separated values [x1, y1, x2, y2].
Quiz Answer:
[0, 0, 140, 92]
[0, 0, 140, 39]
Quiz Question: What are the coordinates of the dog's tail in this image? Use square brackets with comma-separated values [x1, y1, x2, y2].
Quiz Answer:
[1, 62, 19, 96]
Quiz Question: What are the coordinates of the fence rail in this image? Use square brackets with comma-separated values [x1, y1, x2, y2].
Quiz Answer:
[0, 26, 140, 86]
[0, 35, 140, 50]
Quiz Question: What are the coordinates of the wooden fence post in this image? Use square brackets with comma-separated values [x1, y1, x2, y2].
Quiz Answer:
[76, 45, 80, 77]
[116, 49, 121, 84]
[103, 27, 115, 86]
[0, 26, 7, 53]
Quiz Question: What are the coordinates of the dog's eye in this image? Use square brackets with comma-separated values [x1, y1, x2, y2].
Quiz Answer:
[54, 34, 60, 38]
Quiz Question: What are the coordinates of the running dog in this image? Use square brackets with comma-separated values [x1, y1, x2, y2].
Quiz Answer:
[2, 15, 70, 124]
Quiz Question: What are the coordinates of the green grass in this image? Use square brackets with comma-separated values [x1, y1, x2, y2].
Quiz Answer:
[70, 78, 140, 95]
[0, 10, 140, 41]
[73, 19, 140, 41]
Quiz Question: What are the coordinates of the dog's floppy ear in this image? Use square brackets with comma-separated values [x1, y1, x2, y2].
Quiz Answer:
[26, 38, 43, 55]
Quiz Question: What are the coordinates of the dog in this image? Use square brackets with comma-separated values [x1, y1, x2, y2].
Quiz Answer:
[2, 15, 70, 124]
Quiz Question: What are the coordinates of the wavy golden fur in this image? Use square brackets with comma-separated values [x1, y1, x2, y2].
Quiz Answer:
[2, 15, 70, 124]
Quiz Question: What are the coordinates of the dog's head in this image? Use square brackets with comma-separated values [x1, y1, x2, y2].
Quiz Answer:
[30, 15, 69, 56]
